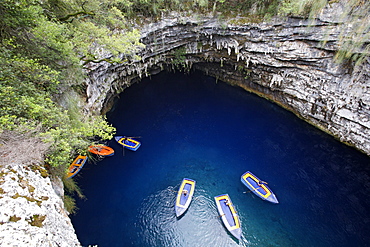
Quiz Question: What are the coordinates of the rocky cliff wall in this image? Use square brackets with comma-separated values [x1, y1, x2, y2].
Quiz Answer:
[3, 3, 366, 246]
[0, 164, 80, 247]
[0, 133, 81, 247]
[85, 2, 369, 155]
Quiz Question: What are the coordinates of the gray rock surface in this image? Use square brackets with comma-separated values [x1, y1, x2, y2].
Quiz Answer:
[2, 2, 368, 246]
[0, 164, 81, 247]
[86, 3, 370, 155]
[0, 132, 81, 247]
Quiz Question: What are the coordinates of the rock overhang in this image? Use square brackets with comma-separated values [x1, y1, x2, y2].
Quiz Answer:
[85, 11, 370, 156]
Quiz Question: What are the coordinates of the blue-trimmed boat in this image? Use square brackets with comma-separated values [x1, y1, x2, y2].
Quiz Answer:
[67, 155, 88, 179]
[175, 178, 196, 217]
[114, 136, 141, 151]
[241, 171, 279, 204]
[214, 194, 242, 240]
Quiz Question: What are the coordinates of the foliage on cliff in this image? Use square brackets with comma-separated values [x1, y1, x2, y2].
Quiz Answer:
[279, 0, 370, 65]
[118, 0, 369, 64]
[0, 0, 144, 168]
[0, 46, 116, 168]
[0, 0, 368, 169]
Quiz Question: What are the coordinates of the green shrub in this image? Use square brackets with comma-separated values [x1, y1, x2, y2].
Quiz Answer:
[63, 195, 78, 214]
[0, 47, 116, 168]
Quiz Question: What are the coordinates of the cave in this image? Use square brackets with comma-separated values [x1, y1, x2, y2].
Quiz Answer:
[85, 14, 370, 156]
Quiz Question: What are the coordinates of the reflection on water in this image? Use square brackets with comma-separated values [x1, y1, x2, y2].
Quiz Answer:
[71, 71, 370, 247]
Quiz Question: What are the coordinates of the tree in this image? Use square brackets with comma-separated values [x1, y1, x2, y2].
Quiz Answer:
[0, 0, 144, 167]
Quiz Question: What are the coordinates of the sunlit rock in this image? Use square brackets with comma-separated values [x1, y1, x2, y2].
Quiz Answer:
[0, 164, 80, 247]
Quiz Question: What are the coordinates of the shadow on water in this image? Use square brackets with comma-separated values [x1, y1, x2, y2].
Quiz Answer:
[71, 71, 370, 247]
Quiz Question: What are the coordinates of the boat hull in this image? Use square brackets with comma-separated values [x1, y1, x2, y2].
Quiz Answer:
[115, 136, 141, 151]
[214, 194, 242, 240]
[88, 145, 114, 156]
[67, 155, 87, 179]
[175, 178, 196, 217]
[241, 171, 278, 204]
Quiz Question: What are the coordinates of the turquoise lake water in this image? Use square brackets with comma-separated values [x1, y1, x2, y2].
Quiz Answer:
[70, 71, 370, 247]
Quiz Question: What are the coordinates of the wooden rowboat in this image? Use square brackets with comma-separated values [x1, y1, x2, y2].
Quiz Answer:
[175, 178, 196, 217]
[88, 145, 114, 156]
[67, 155, 88, 179]
[214, 194, 242, 240]
[114, 136, 141, 151]
[241, 171, 279, 204]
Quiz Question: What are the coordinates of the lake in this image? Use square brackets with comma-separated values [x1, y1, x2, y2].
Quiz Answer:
[71, 71, 370, 247]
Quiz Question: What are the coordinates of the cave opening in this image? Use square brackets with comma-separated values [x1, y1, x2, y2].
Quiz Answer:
[72, 70, 370, 247]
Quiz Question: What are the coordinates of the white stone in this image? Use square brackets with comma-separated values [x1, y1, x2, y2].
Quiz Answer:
[0, 164, 81, 247]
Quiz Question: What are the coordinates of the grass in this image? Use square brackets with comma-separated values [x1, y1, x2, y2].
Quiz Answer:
[64, 195, 78, 214]
[62, 176, 85, 214]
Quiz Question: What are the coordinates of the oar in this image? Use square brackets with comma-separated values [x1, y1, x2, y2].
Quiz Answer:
[243, 180, 269, 193]
[243, 186, 261, 194]
[124, 136, 142, 139]
[217, 214, 225, 218]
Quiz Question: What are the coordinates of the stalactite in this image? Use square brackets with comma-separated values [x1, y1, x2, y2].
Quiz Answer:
[85, 7, 370, 156]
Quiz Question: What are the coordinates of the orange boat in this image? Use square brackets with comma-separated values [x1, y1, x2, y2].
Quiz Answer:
[88, 145, 114, 156]
[67, 155, 88, 179]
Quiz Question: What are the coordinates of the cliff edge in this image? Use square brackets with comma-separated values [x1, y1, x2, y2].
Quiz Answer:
[0, 132, 81, 247]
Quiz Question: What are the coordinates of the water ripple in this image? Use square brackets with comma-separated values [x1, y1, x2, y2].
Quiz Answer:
[137, 187, 249, 247]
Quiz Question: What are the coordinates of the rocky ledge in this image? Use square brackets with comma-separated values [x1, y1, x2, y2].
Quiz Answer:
[85, 2, 370, 156]
[0, 163, 80, 246]
[0, 2, 369, 247]
[0, 132, 81, 247]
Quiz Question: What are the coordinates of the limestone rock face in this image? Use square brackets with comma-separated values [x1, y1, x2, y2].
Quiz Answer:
[0, 163, 81, 247]
[85, 4, 369, 154]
